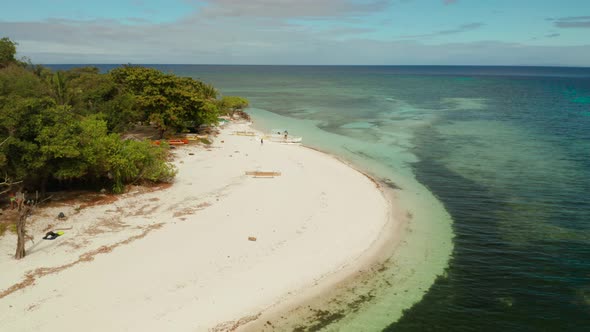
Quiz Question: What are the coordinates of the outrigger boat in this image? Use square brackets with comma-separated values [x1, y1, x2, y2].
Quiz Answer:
[265, 129, 302, 143]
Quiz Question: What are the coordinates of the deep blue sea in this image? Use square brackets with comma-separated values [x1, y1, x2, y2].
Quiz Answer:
[51, 65, 590, 331]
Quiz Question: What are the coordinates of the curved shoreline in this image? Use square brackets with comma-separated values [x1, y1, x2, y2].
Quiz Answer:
[0, 121, 404, 332]
[234, 146, 410, 331]
[238, 185, 408, 331]
[244, 109, 454, 331]
[212, 127, 410, 331]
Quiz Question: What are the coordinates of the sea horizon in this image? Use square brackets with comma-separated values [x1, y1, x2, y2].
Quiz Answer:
[46, 63, 590, 69]
[44, 64, 590, 67]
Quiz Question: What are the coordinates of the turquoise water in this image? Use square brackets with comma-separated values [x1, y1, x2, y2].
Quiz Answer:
[55, 65, 590, 330]
[186, 66, 590, 331]
[171, 66, 590, 331]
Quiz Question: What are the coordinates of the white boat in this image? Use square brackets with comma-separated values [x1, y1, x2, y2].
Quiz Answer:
[265, 129, 302, 143]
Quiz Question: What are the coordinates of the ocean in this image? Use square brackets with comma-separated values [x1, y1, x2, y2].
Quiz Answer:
[52, 64, 590, 331]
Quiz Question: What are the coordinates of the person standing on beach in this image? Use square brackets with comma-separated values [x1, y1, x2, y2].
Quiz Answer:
[261, 138, 264, 145]
[9, 192, 16, 209]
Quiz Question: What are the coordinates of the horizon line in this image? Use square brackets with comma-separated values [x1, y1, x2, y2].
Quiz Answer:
[40, 63, 590, 68]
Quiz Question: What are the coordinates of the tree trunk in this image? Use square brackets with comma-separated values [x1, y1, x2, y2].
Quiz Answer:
[14, 206, 30, 259]
[40, 174, 48, 199]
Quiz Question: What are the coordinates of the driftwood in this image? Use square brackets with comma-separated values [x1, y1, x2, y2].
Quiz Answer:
[14, 195, 52, 259]
[15, 205, 32, 259]
[245, 171, 281, 178]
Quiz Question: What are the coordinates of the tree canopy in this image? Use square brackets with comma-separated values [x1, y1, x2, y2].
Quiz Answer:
[0, 37, 18, 68]
[221, 96, 249, 115]
[0, 37, 247, 195]
[111, 65, 220, 137]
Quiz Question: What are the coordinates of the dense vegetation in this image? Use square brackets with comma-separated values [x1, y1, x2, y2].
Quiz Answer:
[0, 37, 248, 195]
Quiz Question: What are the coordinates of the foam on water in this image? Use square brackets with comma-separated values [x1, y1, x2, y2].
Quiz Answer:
[340, 121, 376, 129]
[440, 98, 488, 111]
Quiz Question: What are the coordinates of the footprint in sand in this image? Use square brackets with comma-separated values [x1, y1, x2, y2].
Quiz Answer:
[319, 192, 328, 209]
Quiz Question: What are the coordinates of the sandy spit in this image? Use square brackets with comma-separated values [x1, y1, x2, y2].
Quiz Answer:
[0, 122, 401, 331]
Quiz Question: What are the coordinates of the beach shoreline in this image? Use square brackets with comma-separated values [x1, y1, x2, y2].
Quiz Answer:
[234, 127, 409, 331]
[235, 185, 407, 331]
[0, 121, 406, 331]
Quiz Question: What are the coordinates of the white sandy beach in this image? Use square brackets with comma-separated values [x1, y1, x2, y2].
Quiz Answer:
[0, 122, 400, 331]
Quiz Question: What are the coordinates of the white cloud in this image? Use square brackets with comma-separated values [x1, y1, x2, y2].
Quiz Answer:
[191, 0, 390, 19]
[1, 3, 589, 66]
[553, 16, 590, 28]
[399, 22, 484, 38]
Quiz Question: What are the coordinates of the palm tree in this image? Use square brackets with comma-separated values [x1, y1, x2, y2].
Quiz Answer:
[48, 71, 67, 105]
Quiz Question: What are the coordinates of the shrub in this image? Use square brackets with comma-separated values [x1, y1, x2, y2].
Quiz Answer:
[109, 139, 177, 193]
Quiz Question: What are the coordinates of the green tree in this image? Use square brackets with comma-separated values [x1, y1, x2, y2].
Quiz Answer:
[47, 71, 69, 105]
[111, 65, 220, 138]
[107, 138, 177, 193]
[0, 62, 178, 195]
[66, 68, 140, 132]
[0, 65, 50, 185]
[0, 43, 186, 259]
[220, 96, 249, 116]
[0, 37, 18, 68]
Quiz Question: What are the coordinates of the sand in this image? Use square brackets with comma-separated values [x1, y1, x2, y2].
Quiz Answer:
[0, 121, 401, 331]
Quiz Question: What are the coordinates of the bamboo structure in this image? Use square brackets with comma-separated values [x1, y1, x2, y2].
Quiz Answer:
[233, 131, 257, 136]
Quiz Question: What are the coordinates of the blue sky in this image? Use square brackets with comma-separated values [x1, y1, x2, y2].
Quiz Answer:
[1, 0, 589, 65]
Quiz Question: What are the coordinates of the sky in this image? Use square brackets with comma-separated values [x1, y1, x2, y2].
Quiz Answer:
[1, 0, 590, 66]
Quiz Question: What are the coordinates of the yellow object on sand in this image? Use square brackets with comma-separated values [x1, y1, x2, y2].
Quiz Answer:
[245, 171, 281, 177]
